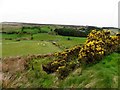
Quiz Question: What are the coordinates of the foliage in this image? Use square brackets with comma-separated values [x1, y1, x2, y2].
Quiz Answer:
[42, 45, 81, 79]
[2, 52, 120, 88]
[43, 29, 120, 79]
[54, 28, 87, 37]
[54, 26, 102, 37]
[78, 30, 120, 64]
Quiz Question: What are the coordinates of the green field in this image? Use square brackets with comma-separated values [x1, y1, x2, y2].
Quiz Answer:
[2, 41, 61, 57]
[2, 33, 31, 39]
[2, 33, 86, 57]
[33, 33, 86, 48]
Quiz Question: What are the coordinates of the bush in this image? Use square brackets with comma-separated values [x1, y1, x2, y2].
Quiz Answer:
[42, 45, 81, 78]
[78, 30, 120, 64]
[42, 30, 120, 79]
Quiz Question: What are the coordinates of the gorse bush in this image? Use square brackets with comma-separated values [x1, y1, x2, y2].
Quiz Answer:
[42, 30, 120, 79]
[42, 45, 81, 79]
[78, 30, 120, 64]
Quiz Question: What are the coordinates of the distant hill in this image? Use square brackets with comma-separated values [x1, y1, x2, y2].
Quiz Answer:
[1, 22, 119, 34]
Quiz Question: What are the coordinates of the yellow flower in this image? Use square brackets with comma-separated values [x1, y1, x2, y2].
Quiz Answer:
[98, 51, 104, 55]
[96, 47, 102, 51]
[51, 61, 58, 65]
[91, 52, 94, 55]
[58, 66, 65, 69]
[101, 51, 104, 54]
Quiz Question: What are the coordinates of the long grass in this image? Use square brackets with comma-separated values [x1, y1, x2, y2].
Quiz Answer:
[14, 52, 119, 88]
[58, 52, 119, 88]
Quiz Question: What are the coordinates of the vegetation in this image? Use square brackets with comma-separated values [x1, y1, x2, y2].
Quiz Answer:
[2, 33, 86, 57]
[79, 30, 120, 64]
[2, 52, 119, 88]
[55, 28, 87, 37]
[1, 23, 120, 89]
[54, 26, 102, 37]
[2, 41, 61, 57]
[42, 30, 120, 80]
[59, 52, 119, 88]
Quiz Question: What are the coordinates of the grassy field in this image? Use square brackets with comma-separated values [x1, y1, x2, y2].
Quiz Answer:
[2, 33, 86, 57]
[2, 33, 31, 39]
[13, 52, 119, 88]
[33, 33, 86, 48]
[2, 40, 61, 57]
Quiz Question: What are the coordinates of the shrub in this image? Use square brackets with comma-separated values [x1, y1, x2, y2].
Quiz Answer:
[78, 30, 120, 64]
[42, 30, 120, 79]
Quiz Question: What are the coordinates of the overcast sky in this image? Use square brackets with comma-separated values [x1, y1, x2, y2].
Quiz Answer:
[0, 0, 119, 27]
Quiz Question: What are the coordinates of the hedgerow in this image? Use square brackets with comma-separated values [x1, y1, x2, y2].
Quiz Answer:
[42, 30, 120, 79]
[42, 45, 81, 79]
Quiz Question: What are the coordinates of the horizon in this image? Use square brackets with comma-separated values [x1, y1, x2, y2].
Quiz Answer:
[1, 21, 119, 28]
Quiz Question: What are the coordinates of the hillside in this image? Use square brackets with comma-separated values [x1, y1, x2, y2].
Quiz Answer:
[1, 22, 120, 89]
[2, 52, 119, 88]
[1, 22, 119, 34]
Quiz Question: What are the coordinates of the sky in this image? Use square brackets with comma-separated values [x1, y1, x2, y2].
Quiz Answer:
[0, 0, 119, 27]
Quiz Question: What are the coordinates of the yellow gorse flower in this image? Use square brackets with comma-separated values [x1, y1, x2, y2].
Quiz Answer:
[78, 29, 120, 64]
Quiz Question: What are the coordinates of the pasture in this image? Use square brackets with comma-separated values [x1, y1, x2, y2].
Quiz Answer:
[2, 33, 86, 57]
[2, 41, 61, 57]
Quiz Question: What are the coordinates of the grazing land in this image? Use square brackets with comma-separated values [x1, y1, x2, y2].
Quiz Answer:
[2, 33, 86, 57]
[1, 22, 120, 88]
